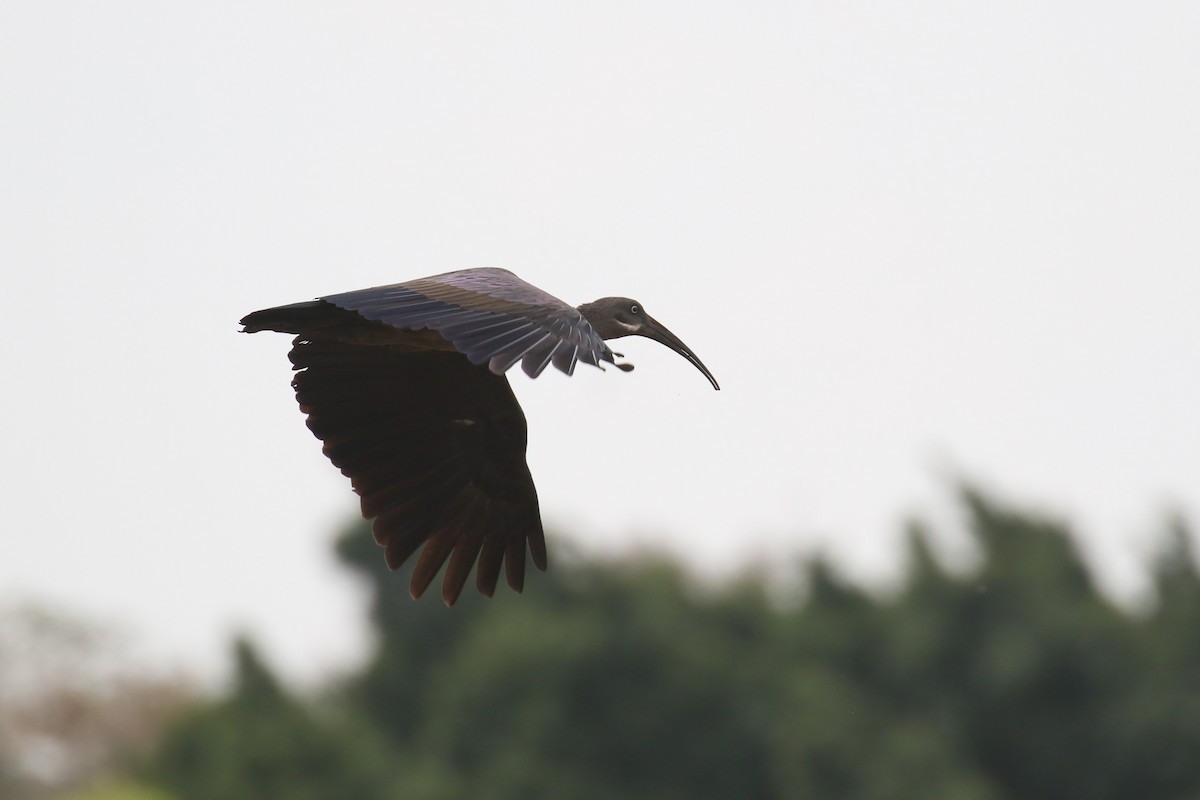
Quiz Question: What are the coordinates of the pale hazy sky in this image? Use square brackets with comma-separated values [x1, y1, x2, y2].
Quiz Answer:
[3, 2, 1198, 682]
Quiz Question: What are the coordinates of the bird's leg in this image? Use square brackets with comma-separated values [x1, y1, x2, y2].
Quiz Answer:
[610, 352, 635, 372]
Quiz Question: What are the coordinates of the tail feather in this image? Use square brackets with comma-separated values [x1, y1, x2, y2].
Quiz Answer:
[241, 301, 351, 335]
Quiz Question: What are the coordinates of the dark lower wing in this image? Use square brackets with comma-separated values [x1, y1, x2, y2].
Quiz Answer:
[286, 330, 547, 604]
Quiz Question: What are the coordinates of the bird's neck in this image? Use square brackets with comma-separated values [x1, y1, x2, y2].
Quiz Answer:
[577, 301, 624, 340]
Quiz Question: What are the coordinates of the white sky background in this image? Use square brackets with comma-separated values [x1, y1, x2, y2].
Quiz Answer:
[2, 2, 1198, 682]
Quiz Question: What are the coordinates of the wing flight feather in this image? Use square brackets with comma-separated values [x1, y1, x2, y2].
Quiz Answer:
[322, 268, 614, 378]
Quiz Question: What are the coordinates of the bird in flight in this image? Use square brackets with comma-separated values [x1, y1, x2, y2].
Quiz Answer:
[241, 268, 719, 605]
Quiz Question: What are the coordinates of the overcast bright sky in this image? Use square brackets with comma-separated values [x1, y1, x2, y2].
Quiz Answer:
[3, 2, 1197, 682]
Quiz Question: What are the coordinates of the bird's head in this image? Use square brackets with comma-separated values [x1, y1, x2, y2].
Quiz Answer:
[577, 297, 720, 390]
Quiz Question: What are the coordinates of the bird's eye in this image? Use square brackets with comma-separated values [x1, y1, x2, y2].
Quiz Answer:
[630, 304, 640, 315]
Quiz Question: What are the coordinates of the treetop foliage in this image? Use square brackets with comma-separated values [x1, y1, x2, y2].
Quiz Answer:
[125, 488, 1200, 799]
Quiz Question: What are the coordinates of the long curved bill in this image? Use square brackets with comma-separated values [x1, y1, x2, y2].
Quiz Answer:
[641, 314, 721, 391]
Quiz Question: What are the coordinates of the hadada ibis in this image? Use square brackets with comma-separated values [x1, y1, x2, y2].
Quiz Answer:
[241, 268, 718, 604]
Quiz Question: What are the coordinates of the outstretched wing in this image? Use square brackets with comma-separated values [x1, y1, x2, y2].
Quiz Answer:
[289, 336, 547, 604]
[321, 267, 616, 379]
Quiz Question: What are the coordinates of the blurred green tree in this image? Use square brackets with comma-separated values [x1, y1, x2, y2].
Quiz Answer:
[134, 489, 1200, 800]
[55, 778, 177, 800]
[144, 639, 393, 800]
